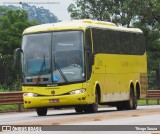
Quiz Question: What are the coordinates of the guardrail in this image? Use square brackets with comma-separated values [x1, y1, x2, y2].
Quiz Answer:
[0, 90, 160, 112]
[0, 91, 23, 112]
[145, 90, 160, 105]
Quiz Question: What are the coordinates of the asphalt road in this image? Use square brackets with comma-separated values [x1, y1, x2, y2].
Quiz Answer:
[1, 105, 160, 134]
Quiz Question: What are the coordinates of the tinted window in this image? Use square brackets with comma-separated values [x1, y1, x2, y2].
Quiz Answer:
[92, 28, 145, 55]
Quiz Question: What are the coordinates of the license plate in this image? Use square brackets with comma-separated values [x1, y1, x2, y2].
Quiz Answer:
[49, 99, 59, 103]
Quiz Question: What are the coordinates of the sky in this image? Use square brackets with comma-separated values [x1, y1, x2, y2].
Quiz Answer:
[0, 0, 74, 20]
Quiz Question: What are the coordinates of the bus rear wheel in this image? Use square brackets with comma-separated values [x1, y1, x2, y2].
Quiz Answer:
[125, 87, 135, 110]
[133, 93, 137, 110]
[36, 107, 48, 116]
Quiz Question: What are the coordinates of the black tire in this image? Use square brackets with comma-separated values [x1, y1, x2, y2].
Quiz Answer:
[84, 91, 99, 113]
[75, 106, 84, 113]
[116, 102, 125, 111]
[36, 107, 47, 116]
[125, 88, 134, 110]
[133, 93, 137, 110]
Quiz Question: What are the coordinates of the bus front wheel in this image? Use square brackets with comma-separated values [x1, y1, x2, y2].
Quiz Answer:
[84, 91, 99, 113]
[116, 102, 125, 111]
[75, 106, 84, 113]
[36, 107, 48, 116]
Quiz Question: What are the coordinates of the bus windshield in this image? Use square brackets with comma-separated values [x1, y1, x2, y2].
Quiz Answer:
[22, 31, 85, 85]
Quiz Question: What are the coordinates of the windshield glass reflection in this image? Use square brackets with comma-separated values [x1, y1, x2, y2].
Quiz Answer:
[22, 31, 85, 85]
[52, 31, 85, 83]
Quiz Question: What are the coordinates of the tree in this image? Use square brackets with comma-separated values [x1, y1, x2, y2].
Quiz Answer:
[68, 0, 160, 27]
[0, 8, 37, 88]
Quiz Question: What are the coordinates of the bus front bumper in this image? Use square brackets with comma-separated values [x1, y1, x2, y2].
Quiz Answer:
[23, 92, 90, 108]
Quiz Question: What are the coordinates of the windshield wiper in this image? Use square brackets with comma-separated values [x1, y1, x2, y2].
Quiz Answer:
[53, 59, 68, 83]
[37, 55, 47, 85]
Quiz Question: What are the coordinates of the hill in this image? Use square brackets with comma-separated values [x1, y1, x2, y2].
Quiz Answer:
[1, 3, 58, 24]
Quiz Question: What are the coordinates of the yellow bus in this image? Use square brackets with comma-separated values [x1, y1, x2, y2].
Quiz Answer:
[19, 19, 147, 116]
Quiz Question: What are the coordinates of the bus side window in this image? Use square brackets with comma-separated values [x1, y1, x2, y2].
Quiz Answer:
[85, 28, 93, 80]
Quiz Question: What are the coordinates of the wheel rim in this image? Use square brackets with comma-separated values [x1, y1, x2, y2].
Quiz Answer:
[94, 92, 98, 111]
[129, 91, 134, 108]
[133, 95, 137, 109]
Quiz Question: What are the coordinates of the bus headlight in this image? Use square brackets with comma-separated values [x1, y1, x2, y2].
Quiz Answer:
[24, 92, 38, 97]
[69, 89, 86, 95]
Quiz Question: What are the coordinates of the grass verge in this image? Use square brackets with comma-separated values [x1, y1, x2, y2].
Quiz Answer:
[138, 99, 159, 105]
[0, 104, 19, 112]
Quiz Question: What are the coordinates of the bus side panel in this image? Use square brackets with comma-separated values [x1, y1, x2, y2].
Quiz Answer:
[92, 53, 147, 103]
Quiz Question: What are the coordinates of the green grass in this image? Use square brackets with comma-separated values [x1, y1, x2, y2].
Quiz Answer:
[0, 88, 5, 92]
[0, 104, 19, 112]
[0, 86, 9, 92]
[138, 99, 159, 105]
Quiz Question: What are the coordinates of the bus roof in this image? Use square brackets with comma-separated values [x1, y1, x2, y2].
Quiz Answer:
[23, 19, 143, 34]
